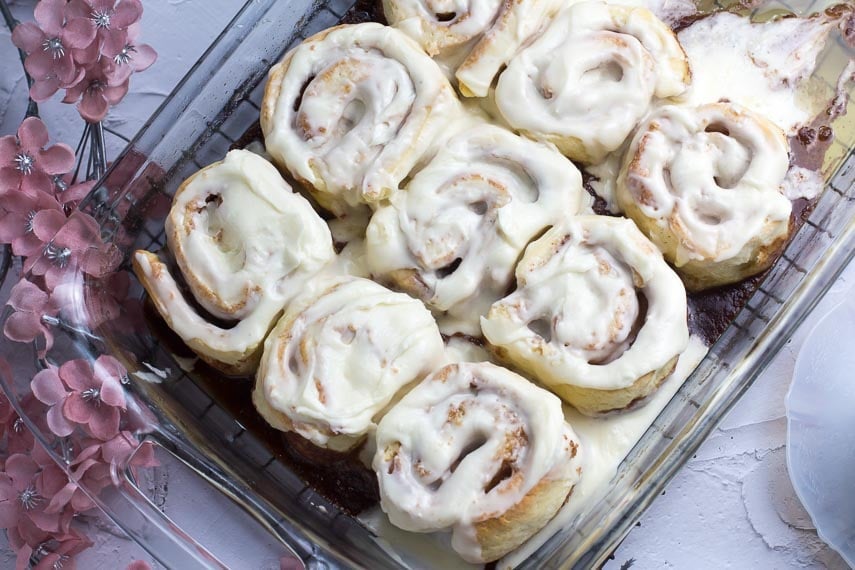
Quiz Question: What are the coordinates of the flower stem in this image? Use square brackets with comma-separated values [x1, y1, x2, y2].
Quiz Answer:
[0, 0, 39, 118]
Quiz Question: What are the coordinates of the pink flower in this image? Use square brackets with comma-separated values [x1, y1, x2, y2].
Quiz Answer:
[4, 279, 59, 354]
[101, 430, 157, 483]
[31, 530, 93, 570]
[0, 118, 75, 197]
[127, 561, 153, 570]
[0, 191, 63, 257]
[45, 442, 111, 513]
[25, 211, 120, 291]
[103, 23, 156, 86]
[62, 60, 129, 123]
[0, 454, 70, 536]
[67, 0, 143, 59]
[32, 356, 126, 440]
[11, 0, 96, 101]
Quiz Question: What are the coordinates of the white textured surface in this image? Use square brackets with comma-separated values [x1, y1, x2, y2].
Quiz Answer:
[0, 1, 852, 568]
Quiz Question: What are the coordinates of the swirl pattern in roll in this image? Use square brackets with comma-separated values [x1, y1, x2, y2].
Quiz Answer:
[383, 0, 562, 98]
[374, 361, 582, 563]
[260, 23, 459, 216]
[132, 150, 335, 374]
[481, 215, 689, 415]
[253, 277, 444, 451]
[495, 1, 691, 164]
[616, 103, 792, 290]
[365, 124, 588, 334]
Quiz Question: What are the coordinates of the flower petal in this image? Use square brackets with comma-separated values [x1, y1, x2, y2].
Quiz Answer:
[31, 369, 66, 406]
[78, 92, 109, 123]
[113, 0, 143, 28]
[63, 393, 94, 424]
[7, 278, 48, 312]
[19, 170, 54, 198]
[63, 17, 97, 49]
[46, 404, 75, 437]
[103, 80, 129, 105]
[0, 167, 22, 192]
[3, 312, 44, 344]
[30, 76, 62, 103]
[24, 50, 57, 80]
[88, 406, 120, 440]
[37, 144, 75, 176]
[132, 43, 157, 72]
[32, 209, 67, 242]
[6, 454, 39, 490]
[18, 118, 49, 153]
[34, 0, 67, 37]
[59, 359, 95, 391]
[11, 22, 45, 54]
[99, 377, 125, 408]
[0, 501, 19, 529]
[102, 28, 128, 58]
[28, 508, 61, 533]
[66, 0, 91, 20]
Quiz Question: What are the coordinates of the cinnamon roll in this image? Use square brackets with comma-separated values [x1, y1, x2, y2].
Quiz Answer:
[383, 0, 562, 97]
[616, 103, 792, 290]
[365, 124, 588, 334]
[132, 150, 335, 374]
[374, 361, 582, 563]
[253, 277, 444, 451]
[494, 1, 691, 164]
[260, 23, 459, 216]
[481, 216, 689, 415]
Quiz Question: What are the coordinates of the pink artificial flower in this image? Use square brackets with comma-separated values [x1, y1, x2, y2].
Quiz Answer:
[72, 357, 126, 440]
[11, 0, 96, 101]
[101, 430, 157, 483]
[45, 441, 111, 513]
[31, 530, 93, 570]
[0, 191, 63, 257]
[67, 0, 143, 59]
[0, 117, 75, 197]
[62, 60, 129, 123]
[4, 279, 59, 354]
[31, 363, 76, 438]
[0, 454, 69, 535]
[25, 211, 120, 291]
[103, 23, 156, 86]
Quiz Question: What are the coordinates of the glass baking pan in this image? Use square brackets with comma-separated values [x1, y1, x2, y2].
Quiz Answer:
[1, 0, 853, 568]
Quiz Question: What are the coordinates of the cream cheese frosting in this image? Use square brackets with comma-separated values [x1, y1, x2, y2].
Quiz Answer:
[254, 276, 444, 450]
[365, 123, 589, 336]
[260, 23, 459, 215]
[374, 361, 583, 563]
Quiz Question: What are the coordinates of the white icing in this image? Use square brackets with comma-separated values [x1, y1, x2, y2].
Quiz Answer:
[482, 215, 688, 392]
[261, 23, 459, 214]
[255, 277, 444, 449]
[677, 11, 835, 136]
[374, 362, 583, 563]
[134, 150, 335, 364]
[495, 0, 690, 164]
[616, 103, 791, 266]
[781, 165, 825, 201]
[365, 123, 588, 336]
[584, 152, 623, 213]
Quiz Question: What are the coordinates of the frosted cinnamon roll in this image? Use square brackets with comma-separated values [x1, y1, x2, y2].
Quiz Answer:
[260, 23, 459, 216]
[133, 150, 335, 374]
[616, 103, 792, 290]
[375, 362, 582, 563]
[481, 216, 689, 415]
[253, 277, 444, 451]
[383, 0, 562, 97]
[365, 124, 588, 334]
[495, 1, 691, 164]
